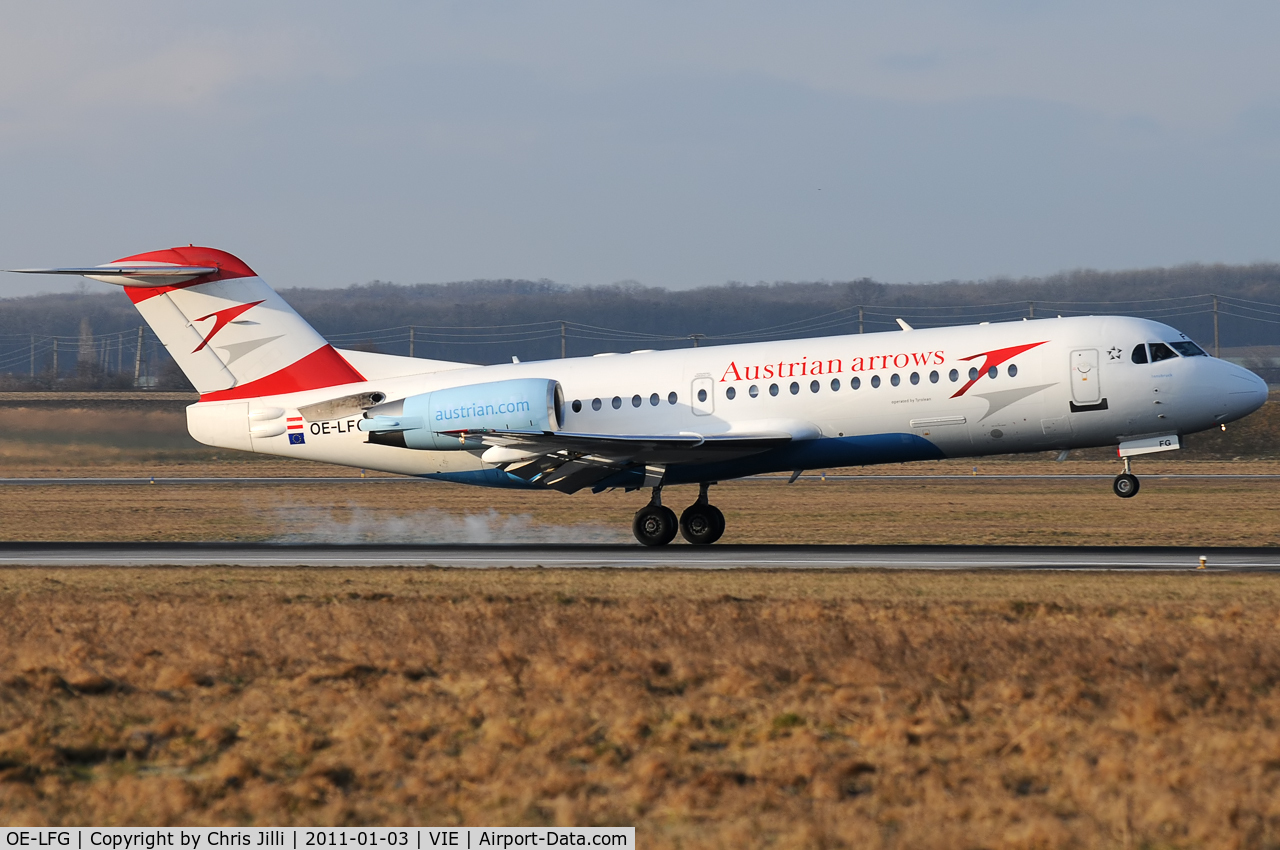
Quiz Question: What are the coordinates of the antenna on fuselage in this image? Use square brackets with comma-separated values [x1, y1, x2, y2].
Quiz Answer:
[896, 318, 913, 331]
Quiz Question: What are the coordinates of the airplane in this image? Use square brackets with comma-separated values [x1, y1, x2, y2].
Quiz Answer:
[9, 246, 1270, 546]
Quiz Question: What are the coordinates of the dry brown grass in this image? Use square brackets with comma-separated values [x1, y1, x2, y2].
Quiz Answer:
[1, 472, 1278, 546]
[0, 568, 1278, 848]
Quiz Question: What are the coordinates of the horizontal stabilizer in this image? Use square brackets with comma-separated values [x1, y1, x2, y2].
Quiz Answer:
[8, 264, 217, 287]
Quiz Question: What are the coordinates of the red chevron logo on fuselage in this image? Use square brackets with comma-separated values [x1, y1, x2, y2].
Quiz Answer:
[950, 340, 1049, 398]
[192, 300, 265, 353]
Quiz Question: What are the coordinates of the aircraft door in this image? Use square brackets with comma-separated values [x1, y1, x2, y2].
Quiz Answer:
[1071, 349, 1101, 404]
[691, 375, 714, 416]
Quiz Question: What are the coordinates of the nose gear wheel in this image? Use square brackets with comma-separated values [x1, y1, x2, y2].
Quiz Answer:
[1112, 456, 1140, 498]
[1113, 473, 1139, 498]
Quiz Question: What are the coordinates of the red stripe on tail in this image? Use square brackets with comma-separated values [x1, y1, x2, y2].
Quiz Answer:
[117, 247, 257, 303]
[199, 346, 366, 402]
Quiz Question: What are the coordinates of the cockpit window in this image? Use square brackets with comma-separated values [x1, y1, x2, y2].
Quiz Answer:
[1131, 344, 1149, 364]
[1149, 342, 1178, 362]
[1169, 341, 1207, 357]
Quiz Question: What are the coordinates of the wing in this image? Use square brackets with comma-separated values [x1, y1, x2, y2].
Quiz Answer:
[443, 428, 794, 493]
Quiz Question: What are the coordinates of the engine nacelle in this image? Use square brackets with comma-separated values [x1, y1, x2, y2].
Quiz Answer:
[358, 378, 563, 450]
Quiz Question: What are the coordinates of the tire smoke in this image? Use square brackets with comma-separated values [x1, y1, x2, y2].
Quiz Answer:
[266, 504, 627, 544]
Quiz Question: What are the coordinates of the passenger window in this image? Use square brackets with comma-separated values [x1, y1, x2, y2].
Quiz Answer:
[809, 380, 818, 393]
[910, 372, 919, 385]
[631, 394, 641, 408]
[968, 367, 979, 381]
[1008, 364, 1018, 377]
[871, 375, 881, 388]
[1131, 344, 1148, 364]
[668, 391, 677, 404]
[1149, 342, 1178, 362]
[612, 396, 622, 409]
[650, 393, 659, 406]
[789, 381, 800, 395]
[697, 389, 707, 402]
[988, 366, 997, 378]
[571, 399, 582, 413]
[591, 398, 602, 411]
[851, 377, 861, 390]
[769, 383, 779, 396]
[1170, 341, 1207, 357]
[830, 378, 841, 391]
[749, 384, 759, 397]
[949, 369, 959, 382]
[890, 374, 900, 387]
[726, 386, 736, 400]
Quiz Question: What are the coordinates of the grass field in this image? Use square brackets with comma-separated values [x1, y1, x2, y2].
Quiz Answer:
[2, 396, 1279, 845]
[0, 568, 1278, 848]
[1, 462, 1278, 547]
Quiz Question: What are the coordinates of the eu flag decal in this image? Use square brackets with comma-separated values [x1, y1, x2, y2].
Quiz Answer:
[288, 433, 306, 445]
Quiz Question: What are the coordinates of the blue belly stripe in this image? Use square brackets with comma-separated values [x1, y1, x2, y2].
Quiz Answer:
[664, 433, 946, 484]
[421, 433, 945, 490]
[422, 468, 539, 488]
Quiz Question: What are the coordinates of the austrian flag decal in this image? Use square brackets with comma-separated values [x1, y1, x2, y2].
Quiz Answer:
[287, 416, 305, 445]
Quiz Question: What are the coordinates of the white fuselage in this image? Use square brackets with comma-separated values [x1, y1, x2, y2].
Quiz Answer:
[187, 315, 1268, 487]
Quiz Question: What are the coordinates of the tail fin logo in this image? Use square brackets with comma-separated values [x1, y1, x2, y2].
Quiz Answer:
[192, 300, 266, 353]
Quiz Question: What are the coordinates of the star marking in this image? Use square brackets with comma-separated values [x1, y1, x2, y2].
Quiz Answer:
[1107, 346, 1122, 361]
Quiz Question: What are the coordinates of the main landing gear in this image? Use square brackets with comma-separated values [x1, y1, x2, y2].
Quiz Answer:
[679, 482, 726, 546]
[632, 483, 726, 546]
[632, 488, 677, 547]
[1113, 456, 1140, 499]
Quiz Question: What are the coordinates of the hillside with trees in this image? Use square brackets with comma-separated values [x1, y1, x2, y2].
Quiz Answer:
[1, 263, 1278, 388]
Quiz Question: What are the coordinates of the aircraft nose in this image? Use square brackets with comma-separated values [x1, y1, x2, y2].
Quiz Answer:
[1224, 363, 1269, 419]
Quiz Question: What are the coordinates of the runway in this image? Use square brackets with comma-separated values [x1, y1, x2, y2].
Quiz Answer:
[1, 473, 1279, 485]
[0, 542, 1276, 570]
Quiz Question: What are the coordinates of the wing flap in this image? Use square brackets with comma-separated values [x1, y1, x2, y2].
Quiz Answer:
[445, 427, 796, 493]
[446, 427, 792, 460]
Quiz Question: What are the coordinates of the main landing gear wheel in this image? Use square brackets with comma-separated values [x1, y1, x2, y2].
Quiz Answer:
[633, 504, 678, 547]
[678, 481, 725, 546]
[1113, 473, 1140, 498]
[680, 503, 725, 546]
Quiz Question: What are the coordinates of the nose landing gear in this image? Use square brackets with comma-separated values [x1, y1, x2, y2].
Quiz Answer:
[1113, 456, 1140, 498]
[679, 482, 725, 545]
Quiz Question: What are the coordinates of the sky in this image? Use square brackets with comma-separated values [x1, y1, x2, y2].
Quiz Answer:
[2, 1, 1280, 296]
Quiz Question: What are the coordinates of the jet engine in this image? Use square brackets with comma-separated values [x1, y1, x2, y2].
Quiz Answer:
[358, 378, 563, 450]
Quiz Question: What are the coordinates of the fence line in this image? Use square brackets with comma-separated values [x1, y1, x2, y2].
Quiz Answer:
[1, 293, 1277, 385]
